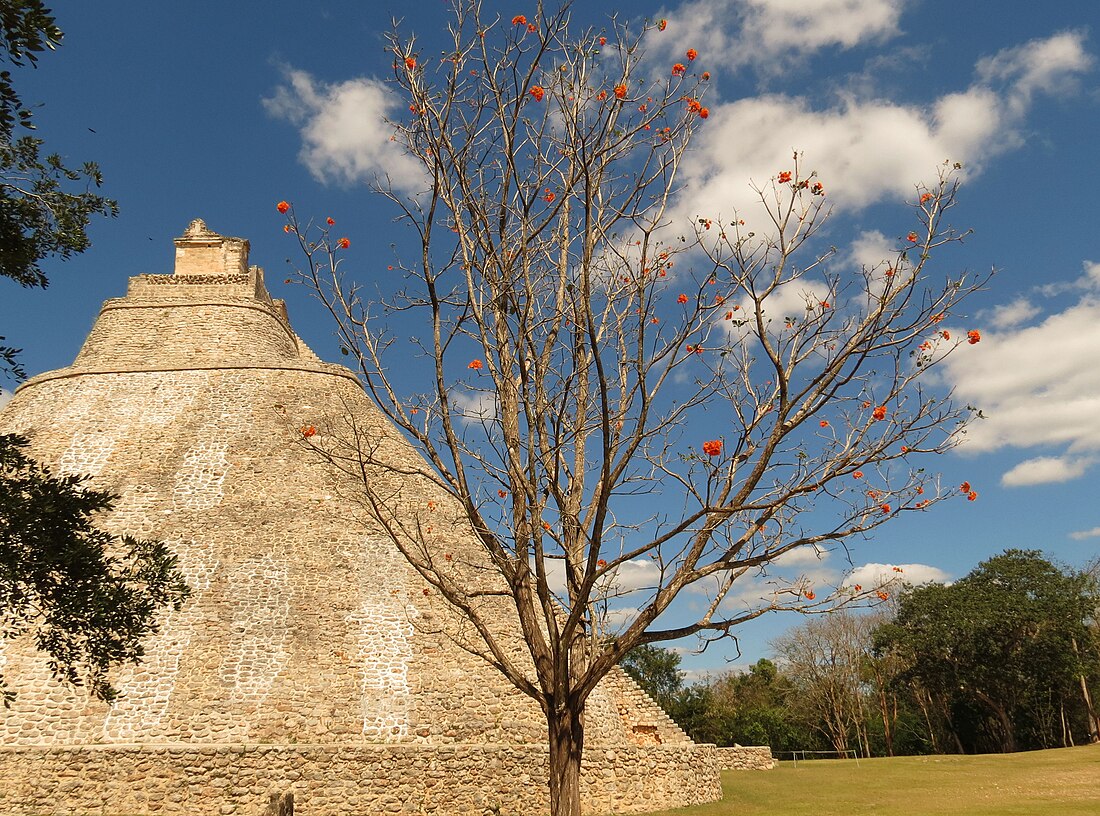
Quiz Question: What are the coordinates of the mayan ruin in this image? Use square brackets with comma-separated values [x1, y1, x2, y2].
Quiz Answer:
[0, 221, 721, 814]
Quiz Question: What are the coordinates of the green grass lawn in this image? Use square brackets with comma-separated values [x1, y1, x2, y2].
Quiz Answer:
[644, 745, 1100, 816]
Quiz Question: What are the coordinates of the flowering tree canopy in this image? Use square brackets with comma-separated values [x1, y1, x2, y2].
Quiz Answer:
[279, 2, 987, 813]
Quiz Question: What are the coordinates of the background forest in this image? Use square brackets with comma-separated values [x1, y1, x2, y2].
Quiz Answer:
[624, 550, 1100, 757]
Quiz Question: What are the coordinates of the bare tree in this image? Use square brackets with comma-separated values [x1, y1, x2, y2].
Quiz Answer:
[280, 2, 987, 813]
[773, 611, 872, 756]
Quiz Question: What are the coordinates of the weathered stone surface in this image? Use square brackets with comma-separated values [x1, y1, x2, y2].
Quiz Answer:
[0, 222, 720, 814]
[716, 746, 776, 770]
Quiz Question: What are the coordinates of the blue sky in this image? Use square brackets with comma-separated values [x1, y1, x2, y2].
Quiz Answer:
[1, 0, 1098, 678]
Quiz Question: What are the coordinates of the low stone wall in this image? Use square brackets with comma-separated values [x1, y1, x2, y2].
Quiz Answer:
[0, 742, 721, 815]
[716, 745, 775, 770]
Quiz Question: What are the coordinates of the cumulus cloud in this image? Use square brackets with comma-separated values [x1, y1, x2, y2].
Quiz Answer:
[0, 388, 11, 411]
[675, 31, 1091, 223]
[1069, 526, 1100, 541]
[650, 0, 903, 71]
[1001, 455, 1095, 487]
[450, 389, 499, 424]
[985, 297, 1042, 330]
[941, 263, 1100, 467]
[977, 31, 1093, 116]
[263, 69, 424, 191]
[845, 561, 949, 588]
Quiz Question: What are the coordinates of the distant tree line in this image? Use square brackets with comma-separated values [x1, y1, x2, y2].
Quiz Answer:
[622, 550, 1100, 756]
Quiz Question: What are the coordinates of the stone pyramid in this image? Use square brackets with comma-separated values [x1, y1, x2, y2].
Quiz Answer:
[0, 221, 719, 814]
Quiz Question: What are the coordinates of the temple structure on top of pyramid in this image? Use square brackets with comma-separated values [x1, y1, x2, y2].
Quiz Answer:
[0, 220, 720, 814]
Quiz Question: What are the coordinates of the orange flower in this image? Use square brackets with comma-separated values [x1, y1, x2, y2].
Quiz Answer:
[543, 189, 555, 203]
[599, 36, 607, 46]
[672, 63, 686, 76]
[326, 217, 335, 225]
[853, 471, 864, 479]
[920, 192, 933, 204]
[529, 85, 545, 102]
[677, 293, 688, 304]
[277, 200, 290, 213]
[702, 439, 722, 457]
[804, 589, 816, 601]
[876, 590, 889, 601]
[872, 405, 887, 421]
[819, 420, 829, 427]
[542, 521, 551, 531]
[811, 182, 825, 196]
[701, 71, 710, 81]
[658, 19, 668, 31]
[527, 23, 536, 33]
[337, 237, 350, 249]
[854, 584, 862, 592]
[512, 15, 527, 25]
[498, 489, 508, 498]
[686, 48, 697, 61]
[613, 84, 627, 99]
[468, 359, 484, 370]
[900, 445, 909, 453]
[881, 503, 891, 514]
[777, 171, 792, 184]
[405, 56, 417, 70]
[819, 300, 830, 309]
[940, 329, 951, 341]
[301, 425, 317, 438]
[968, 491, 978, 501]
[932, 313, 944, 322]
[960, 481, 971, 493]
[907, 231, 918, 242]
[967, 330, 981, 345]
[698, 107, 709, 119]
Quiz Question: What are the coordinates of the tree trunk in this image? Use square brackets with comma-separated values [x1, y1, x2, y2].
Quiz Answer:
[547, 702, 585, 816]
[877, 686, 895, 757]
[974, 690, 1016, 753]
[1073, 639, 1099, 743]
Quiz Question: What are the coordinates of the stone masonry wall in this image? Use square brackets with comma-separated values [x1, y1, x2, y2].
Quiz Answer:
[0, 743, 721, 815]
[716, 745, 776, 770]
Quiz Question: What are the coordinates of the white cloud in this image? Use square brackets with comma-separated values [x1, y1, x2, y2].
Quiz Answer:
[450, 389, 499, 424]
[772, 545, 831, 567]
[985, 297, 1041, 330]
[609, 558, 664, 592]
[977, 30, 1094, 116]
[676, 32, 1091, 224]
[651, 0, 903, 71]
[1069, 526, 1100, 541]
[845, 561, 949, 588]
[718, 277, 831, 342]
[263, 69, 424, 191]
[942, 267, 1100, 462]
[848, 230, 894, 271]
[0, 388, 11, 412]
[1001, 455, 1094, 487]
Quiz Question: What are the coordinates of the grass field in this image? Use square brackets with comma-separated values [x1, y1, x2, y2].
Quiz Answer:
[645, 745, 1100, 816]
